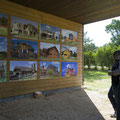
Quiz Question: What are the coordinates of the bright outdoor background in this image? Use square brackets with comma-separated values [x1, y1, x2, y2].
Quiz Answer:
[84, 16, 120, 93]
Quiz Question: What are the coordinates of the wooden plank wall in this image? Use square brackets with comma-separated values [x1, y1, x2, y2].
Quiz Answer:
[0, 0, 83, 98]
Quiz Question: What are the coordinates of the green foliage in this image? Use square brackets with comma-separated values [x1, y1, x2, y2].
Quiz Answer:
[0, 17, 8, 26]
[105, 19, 120, 46]
[96, 45, 113, 69]
[84, 51, 95, 69]
[84, 32, 97, 68]
[47, 69, 53, 75]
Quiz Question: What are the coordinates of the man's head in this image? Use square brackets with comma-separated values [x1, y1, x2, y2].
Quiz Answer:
[113, 50, 120, 60]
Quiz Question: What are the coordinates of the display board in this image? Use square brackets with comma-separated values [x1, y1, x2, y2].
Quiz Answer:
[0, 0, 83, 98]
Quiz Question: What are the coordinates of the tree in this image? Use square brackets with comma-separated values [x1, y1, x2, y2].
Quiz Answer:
[84, 32, 97, 52]
[105, 19, 120, 46]
[96, 45, 114, 70]
[84, 51, 95, 69]
[84, 32, 98, 69]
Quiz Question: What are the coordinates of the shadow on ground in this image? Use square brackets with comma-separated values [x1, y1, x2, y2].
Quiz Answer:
[0, 89, 105, 120]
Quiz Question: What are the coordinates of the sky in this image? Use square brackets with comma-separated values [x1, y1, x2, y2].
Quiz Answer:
[0, 13, 8, 18]
[62, 29, 77, 38]
[40, 61, 60, 72]
[62, 45, 77, 53]
[40, 23, 60, 34]
[84, 16, 120, 47]
[11, 16, 38, 28]
[40, 42, 60, 52]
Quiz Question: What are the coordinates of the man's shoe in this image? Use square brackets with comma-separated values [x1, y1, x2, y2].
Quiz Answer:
[110, 113, 117, 118]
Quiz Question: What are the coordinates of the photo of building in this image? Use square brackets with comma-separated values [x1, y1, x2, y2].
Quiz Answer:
[61, 62, 77, 77]
[62, 29, 77, 45]
[0, 61, 7, 83]
[0, 37, 7, 59]
[40, 42, 60, 60]
[40, 61, 60, 79]
[40, 23, 60, 43]
[0, 13, 8, 36]
[10, 61, 37, 81]
[10, 38, 37, 59]
[62, 45, 77, 61]
[11, 16, 38, 40]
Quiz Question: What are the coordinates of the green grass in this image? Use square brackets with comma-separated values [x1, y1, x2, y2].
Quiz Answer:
[40, 39, 60, 43]
[62, 41, 77, 46]
[0, 77, 6, 83]
[62, 57, 77, 61]
[0, 27, 8, 36]
[40, 57, 60, 61]
[84, 69, 111, 94]
[12, 34, 38, 40]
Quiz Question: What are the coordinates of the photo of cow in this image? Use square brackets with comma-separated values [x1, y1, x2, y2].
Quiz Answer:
[40, 23, 60, 43]
[11, 16, 38, 40]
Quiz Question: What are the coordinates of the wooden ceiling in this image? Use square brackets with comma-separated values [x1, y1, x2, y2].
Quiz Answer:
[8, 0, 120, 24]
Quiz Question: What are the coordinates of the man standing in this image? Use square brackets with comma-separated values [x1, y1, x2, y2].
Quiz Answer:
[108, 50, 120, 120]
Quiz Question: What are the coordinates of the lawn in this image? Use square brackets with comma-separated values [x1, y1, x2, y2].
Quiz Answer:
[0, 77, 6, 83]
[12, 34, 38, 40]
[84, 69, 111, 94]
[0, 27, 8, 35]
[40, 39, 60, 43]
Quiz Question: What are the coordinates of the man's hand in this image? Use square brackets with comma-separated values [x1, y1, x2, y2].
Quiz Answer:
[108, 71, 115, 76]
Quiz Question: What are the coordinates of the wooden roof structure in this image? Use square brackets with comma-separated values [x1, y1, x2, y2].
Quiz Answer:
[8, 0, 120, 24]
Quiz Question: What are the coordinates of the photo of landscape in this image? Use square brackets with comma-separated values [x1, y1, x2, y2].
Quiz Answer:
[10, 38, 37, 59]
[61, 45, 77, 61]
[40, 42, 60, 60]
[61, 62, 77, 77]
[10, 61, 37, 81]
[11, 16, 38, 40]
[62, 29, 77, 45]
[40, 23, 60, 43]
[0, 61, 7, 83]
[40, 61, 60, 79]
[0, 13, 8, 36]
[0, 36, 7, 59]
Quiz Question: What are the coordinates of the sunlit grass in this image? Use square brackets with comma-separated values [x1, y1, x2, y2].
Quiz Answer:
[84, 69, 111, 94]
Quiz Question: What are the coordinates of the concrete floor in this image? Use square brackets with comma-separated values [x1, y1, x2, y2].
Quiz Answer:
[0, 89, 105, 120]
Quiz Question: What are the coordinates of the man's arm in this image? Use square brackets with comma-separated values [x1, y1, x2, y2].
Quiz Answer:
[112, 61, 120, 76]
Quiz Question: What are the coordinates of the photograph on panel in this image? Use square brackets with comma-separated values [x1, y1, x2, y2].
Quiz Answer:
[62, 29, 77, 46]
[39, 61, 60, 79]
[61, 62, 77, 77]
[40, 23, 60, 43]
[10, 61, 37, 81]
[11, 16, 38, 40]
[10, 38, 37, 59]
[40, 42, 60, 60]
[0, 13, 8, 36]
[0, 61, 7, 83]
[61, 45, 77, 61]
[0, 36, 7, 59]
